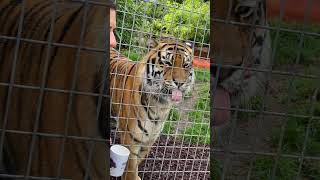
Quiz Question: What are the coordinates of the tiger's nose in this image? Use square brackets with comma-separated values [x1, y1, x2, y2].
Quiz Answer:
[173, 79, 184, 88]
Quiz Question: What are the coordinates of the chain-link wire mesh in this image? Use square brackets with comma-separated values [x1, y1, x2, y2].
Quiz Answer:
[110, 0, 210, 179]
[0, 0, 113, 179]
[212, 0, 320, 179]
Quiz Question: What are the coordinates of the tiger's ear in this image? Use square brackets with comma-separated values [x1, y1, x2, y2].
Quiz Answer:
[146, 38, 158, 49]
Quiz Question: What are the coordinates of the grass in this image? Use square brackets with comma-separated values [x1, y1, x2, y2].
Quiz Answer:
[251, 156, 298, 180]
[238, 95, 263, 120]
[121, 49, 143, 61]
[250, 20, 320, 180]
[194, 68, 210, 83]
[271, 77, 320, 153]
[262, 78, 320, 179]
[211, 158, 222, 179]
[270, 19, 320, 66]
[162, 108, 181, 135]
[184, 83, 210, 145]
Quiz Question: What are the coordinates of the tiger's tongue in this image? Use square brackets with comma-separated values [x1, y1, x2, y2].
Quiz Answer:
[171, 90, 183, 102]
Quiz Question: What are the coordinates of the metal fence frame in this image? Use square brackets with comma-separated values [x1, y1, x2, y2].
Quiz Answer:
[212, 0, 320, 179]
[111, 0, 210, 179]
[0, 0, 112, 179]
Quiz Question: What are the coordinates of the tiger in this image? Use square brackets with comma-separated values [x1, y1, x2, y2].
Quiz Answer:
[110, 38, 195, 180]
[0, 0, 113, 179]
[212, 0, 272, 107]
[211, 0, 272, 175]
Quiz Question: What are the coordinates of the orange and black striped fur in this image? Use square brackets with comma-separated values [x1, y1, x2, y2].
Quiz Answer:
[0, 1, 111, 179]
[110, 39, 195, 180]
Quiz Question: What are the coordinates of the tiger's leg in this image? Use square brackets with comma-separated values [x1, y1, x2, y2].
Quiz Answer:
[121, 132, 141, 180]
[136, 144, 152, 165]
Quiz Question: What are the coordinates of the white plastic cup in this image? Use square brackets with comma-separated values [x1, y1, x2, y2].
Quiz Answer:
[110, 144, 130, 177]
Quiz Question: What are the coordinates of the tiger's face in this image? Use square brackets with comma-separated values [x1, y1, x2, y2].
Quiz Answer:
[142, 39, 195, 103]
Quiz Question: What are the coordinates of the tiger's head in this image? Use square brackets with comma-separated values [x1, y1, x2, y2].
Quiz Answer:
[141, 38, 195, 104]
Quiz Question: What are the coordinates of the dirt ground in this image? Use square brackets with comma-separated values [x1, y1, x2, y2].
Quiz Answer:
[111, 135, 210, 180]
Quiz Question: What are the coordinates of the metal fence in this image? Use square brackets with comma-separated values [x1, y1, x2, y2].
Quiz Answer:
[1, 0, 210, 179]
[1, 0, 318, 180]
[0, 0, 112, 179]
[212, 0, 320, 179]
[111, 0, 210, 179]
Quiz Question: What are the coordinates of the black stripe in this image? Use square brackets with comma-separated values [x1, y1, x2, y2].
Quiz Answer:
[125, 62, 135, 77]
[140, 94, 160, 123]
[22, 3, 54, 82]
[149, 111, 160, 125]
[0, 1, 19, 20]
[4, 2, 25, 37]
[147, 108, 155, 119]
[127, 127, 142, 143]
[158, 43, 172, 50]
[23, 1, 51, 31]
[147, 107, 160, 124]
[50, 6, 83, 66]
[141, 93, 148, 112]
[0, 2, 23, 68]
[137, 119, 149, 136]
[0, 1, 21, 23]
[131, 152, 140, 157]
[151, 57, 156, 64]
[140, 146, 148, 152]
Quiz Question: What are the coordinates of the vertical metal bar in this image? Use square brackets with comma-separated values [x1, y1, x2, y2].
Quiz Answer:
[169, 0, 201, 178]
[244, 0, 285, 179]
[291, 0, 314, 179]
[147, 0, 179, 178]
[184, 3, 210, 179]
[24, 1, 57, 179]
[295, 89, 318, 179]
[55, 0, 89, 178]
[0, 0, 26, 166]
[219, 0, 261, 178]
[147, 1, 173, 177]
[269, 0, 313, 179]
[83, 4, 111, 180]
[110, 0, 129, 147]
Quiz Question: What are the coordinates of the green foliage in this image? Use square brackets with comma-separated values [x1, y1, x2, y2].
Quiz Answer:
[238, 96, 263, 120]
[121, 49, 142, 61]
[271, 77, 320, 155]
[211, 158, 222, 179]
[184, 121, 210, 144]
[266, 75, 320, 179]
[301, 160, 320, 179]
[116, 0, 210, 47]
[152, 0, 210, 43]
[163, 108, 181, 135]
[251, 156, 298, 180]
[194, 68, 210, 83]
[115, 0, 149, 47]
[270, 19, 320, 66]
[252, 156, 320, 180]
[184, 84, 210, 144]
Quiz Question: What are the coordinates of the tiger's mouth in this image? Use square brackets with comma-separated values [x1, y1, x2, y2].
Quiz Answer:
[161, 88, 185, 102]
[170, 89, 183, 102]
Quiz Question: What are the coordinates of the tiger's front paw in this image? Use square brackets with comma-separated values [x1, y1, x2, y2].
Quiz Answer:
[122, 174, 141, 180]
